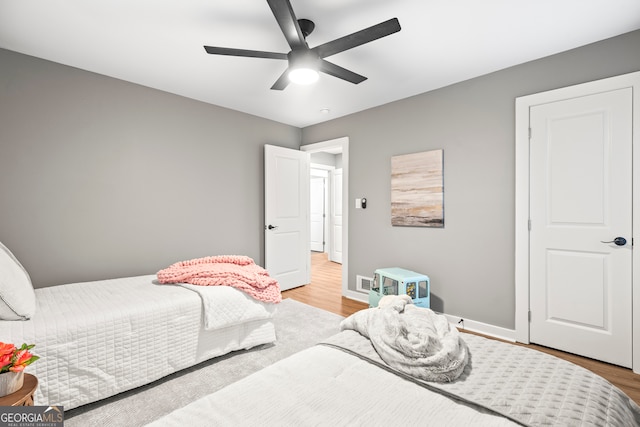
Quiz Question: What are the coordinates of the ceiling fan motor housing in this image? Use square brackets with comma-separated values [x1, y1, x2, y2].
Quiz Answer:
[288, 49, 320, 70]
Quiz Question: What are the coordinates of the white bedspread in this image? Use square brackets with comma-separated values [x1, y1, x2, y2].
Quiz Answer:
[148, 330, 640, 427]
[179, 283, 276, 331]
[0, 275, 277, 410]
[146, 345, 516, 427]
[324, 330, 640, 426]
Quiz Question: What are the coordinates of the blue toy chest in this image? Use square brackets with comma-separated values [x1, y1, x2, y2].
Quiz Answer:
[369, 267, 430, 308]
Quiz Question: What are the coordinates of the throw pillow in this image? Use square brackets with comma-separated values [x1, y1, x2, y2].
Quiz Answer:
[0, 241, 36, 320]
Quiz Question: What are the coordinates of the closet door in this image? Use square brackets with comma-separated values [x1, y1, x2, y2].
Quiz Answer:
[529, 88, 632, 367]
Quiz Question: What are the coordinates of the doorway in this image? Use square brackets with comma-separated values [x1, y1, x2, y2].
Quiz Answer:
[301, 137, 349, 297]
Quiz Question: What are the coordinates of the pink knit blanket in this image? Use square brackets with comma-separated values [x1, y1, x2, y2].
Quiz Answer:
[157, 255, 281, 304]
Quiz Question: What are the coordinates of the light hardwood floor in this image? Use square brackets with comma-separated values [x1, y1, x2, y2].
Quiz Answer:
[282, 251, 640, 406]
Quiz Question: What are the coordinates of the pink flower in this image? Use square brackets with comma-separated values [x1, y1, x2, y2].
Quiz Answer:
[0, 354, 12, 371]
[0, 342, 15, 357]
[9, 349, 33, 372]
[0, 343, 16, 371]
[0, 342, 38, 373]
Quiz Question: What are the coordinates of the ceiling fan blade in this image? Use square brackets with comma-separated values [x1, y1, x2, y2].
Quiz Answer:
[204, 46, 288, 60]
[312, 18, 401, 59]
[266, 0, 307, 50]
[319, 60, 367, 85]
[270, 69, 290, 90]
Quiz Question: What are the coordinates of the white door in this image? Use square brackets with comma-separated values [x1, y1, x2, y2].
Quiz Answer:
[529, 88, 633, 367]
[264, 144, 310, 291]
[310, 173, 325, 252]
[329, 169, 343, 264]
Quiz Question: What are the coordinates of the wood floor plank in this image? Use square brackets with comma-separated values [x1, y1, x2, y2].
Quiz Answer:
[282, 251, 640, 405]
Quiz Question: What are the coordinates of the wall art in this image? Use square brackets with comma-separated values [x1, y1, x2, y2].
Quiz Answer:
[391, 149, 444, 227]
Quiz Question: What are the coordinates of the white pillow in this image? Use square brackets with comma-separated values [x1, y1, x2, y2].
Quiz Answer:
[0, 241, 36, 320]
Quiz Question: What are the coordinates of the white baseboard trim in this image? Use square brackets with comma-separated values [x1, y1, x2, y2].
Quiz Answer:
[344, 289, 368, 304]
[441, 313, 516, 342]
[342, 292, 516, 342]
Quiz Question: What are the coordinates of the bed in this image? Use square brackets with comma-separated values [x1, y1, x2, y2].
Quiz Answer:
[0, 243, 278, 410]
[147, 297, 640, 427]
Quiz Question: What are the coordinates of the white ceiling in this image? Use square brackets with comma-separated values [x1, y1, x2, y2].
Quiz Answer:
[1, 0, 639, 128]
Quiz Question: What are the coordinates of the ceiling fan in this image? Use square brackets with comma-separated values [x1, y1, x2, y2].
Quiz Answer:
[203, 0, 401, 90]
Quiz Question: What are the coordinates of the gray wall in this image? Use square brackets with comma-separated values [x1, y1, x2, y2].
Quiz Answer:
[2, 30, 639, 329]
[301, 30, 640, 329]
[0, 48, 300, 288]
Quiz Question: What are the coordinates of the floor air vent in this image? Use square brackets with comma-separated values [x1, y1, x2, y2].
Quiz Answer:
[356, 275, 373, 292]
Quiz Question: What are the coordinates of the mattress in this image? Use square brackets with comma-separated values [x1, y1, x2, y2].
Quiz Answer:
[148, 330, 640, 427]
[0, 275, 277, 410]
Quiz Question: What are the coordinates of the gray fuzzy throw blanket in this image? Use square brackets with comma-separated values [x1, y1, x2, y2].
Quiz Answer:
[340, 296, 468, 382]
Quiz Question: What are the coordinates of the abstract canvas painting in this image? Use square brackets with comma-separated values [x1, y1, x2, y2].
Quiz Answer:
[391, 149, 444, 227]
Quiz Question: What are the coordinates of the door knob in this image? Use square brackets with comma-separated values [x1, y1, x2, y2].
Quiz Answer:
[601, 237, 627, 246]
[266, 224, 278, 230]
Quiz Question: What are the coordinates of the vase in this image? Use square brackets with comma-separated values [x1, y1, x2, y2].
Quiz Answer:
[0, 371, 24, 397]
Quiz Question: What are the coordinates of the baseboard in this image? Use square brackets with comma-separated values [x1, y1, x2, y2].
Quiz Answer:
[440, 313, 516, 342]
[344, 289, 368, 303]
[342, 292, 516, 342]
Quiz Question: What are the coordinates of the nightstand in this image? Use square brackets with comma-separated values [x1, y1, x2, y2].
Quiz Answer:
[0, 373, 37, 406]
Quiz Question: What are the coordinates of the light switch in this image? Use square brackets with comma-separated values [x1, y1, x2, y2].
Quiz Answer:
[355, 198, 361, 209]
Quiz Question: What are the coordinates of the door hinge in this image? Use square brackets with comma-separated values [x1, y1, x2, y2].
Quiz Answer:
[528, 310, 531, 322]
[528, 219, 531, 231]
[528, 127, 532, 140]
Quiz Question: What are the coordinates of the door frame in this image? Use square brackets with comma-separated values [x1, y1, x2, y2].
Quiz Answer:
[514, 71, 640, 372]
[301, 137, 349, 298]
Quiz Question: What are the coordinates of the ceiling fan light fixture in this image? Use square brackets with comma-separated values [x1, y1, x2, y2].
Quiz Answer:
[287, 50, 320, 85]
[288, 67, 319, 85]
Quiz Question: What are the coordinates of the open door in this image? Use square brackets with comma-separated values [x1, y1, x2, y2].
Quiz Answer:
[264, 144, 310, 291]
